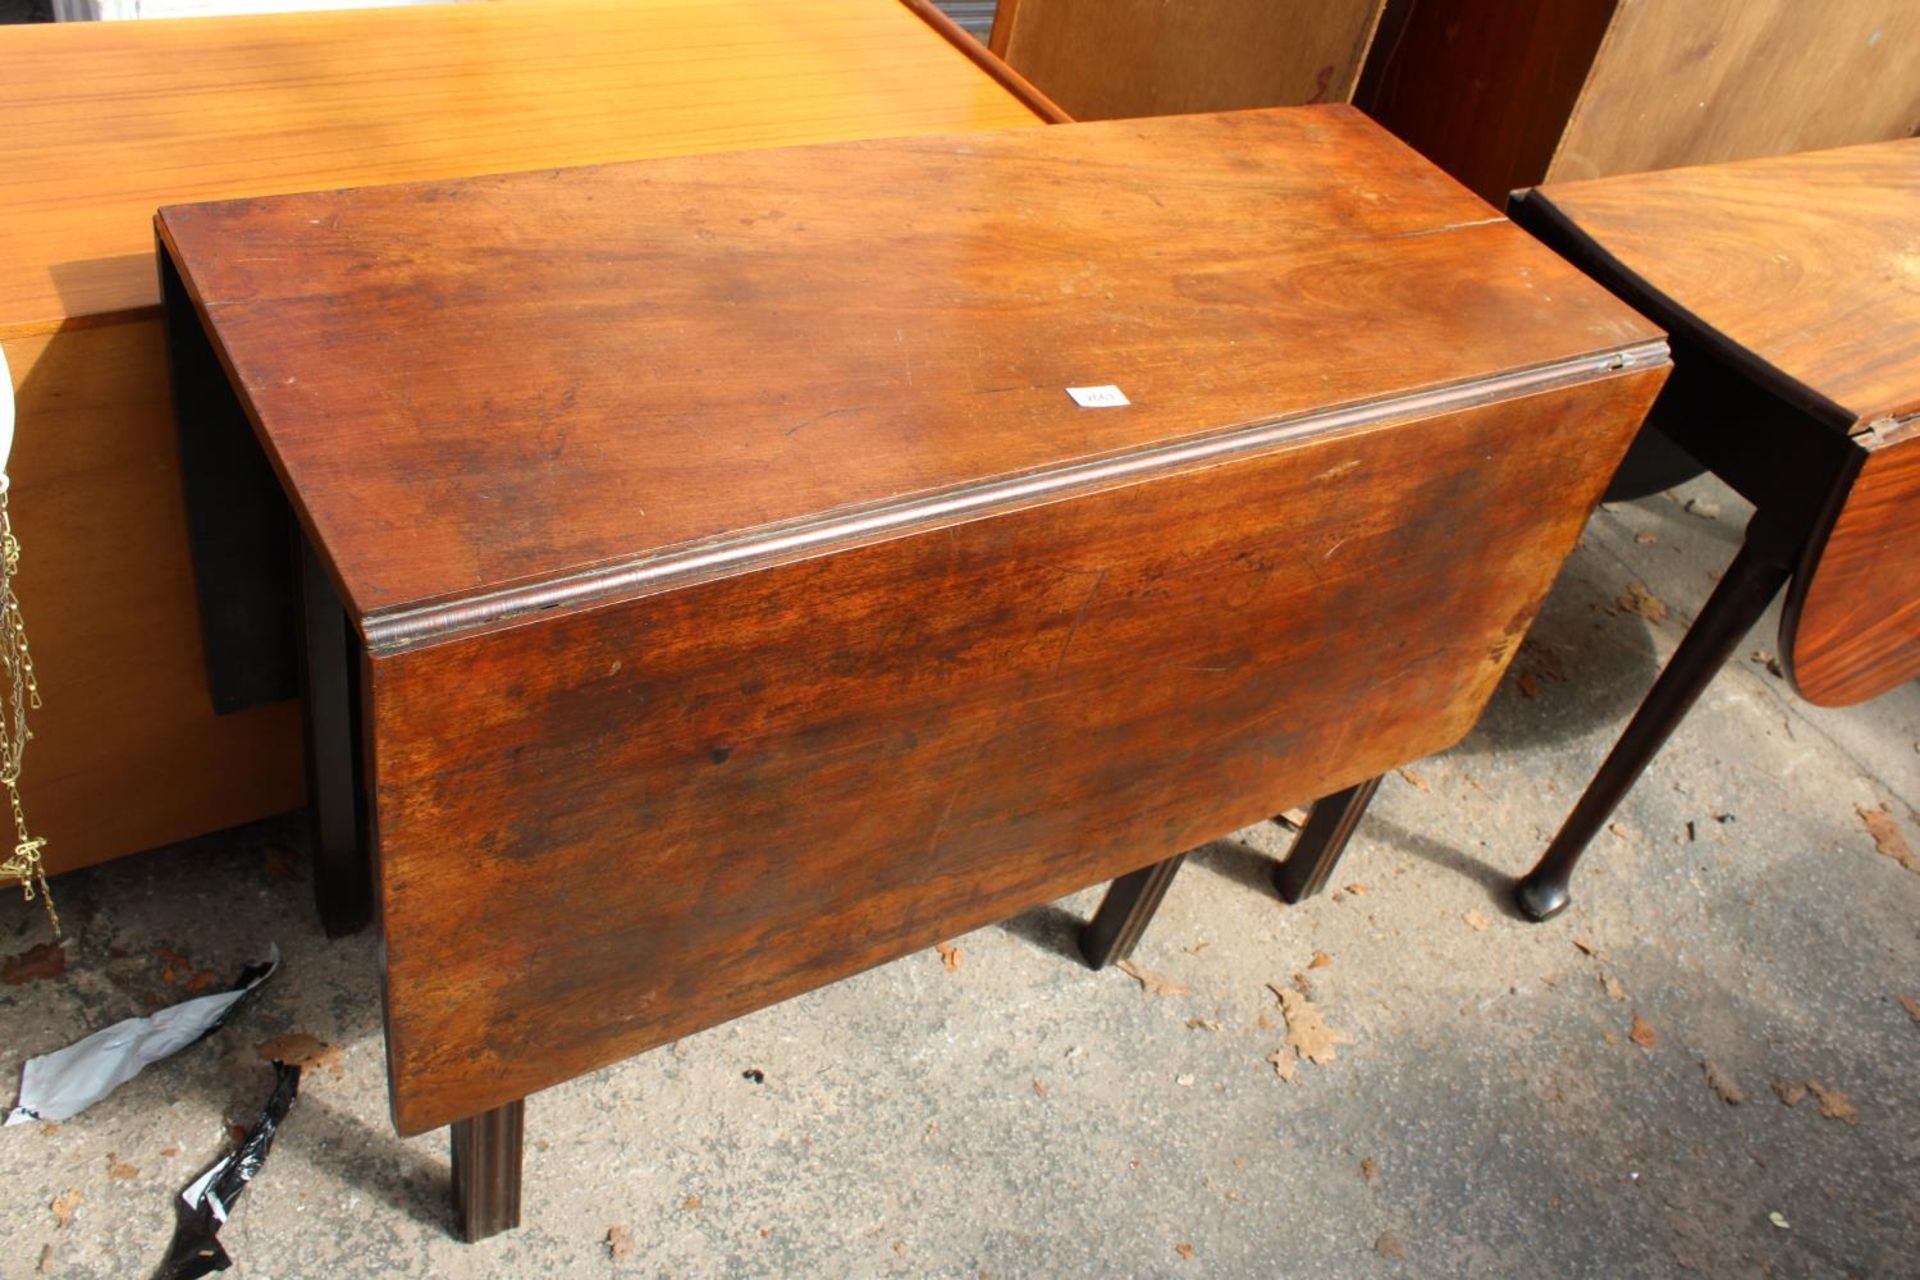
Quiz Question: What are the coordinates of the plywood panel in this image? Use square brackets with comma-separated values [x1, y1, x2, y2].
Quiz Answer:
[993, 0, 1384, 121]
[1549, 0, 1920, 182]
[3, 324, 305, 875]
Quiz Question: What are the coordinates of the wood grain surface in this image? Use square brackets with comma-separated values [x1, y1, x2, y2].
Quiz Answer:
[1528, 138, 1920, 430]
[1786, 427, 1920, 707]
[0, 0, 1042, 335]
[1, 0, 1038, 875]
[1549, 0, 1920, 185]
[368, 367, 1662, 1134]
[159, 106, 1659, 627]
[989, 0, 1383, 121]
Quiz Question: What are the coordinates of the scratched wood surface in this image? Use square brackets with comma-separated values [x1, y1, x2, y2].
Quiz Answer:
[368, 369, 1662, 1134]
[160, 106, 1658, 625]
[0, 0, 1039, 875]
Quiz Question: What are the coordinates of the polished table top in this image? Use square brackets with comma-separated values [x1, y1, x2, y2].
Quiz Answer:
[160, 105, 1657, 635]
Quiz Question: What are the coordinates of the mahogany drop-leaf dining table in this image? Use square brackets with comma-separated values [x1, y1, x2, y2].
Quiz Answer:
[158, 104, 1667, 1239]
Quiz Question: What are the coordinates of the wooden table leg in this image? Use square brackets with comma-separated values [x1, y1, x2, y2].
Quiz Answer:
[1080, 852, 1187, 970]
[1273, 775, 1383, 903]
[1515, 534, 1793, 921]
[297, 535, 372, 937]
[451, 1099, 525, 1241]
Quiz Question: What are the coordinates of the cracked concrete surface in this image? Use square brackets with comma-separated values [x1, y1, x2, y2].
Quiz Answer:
[2, 474, 1915, 1278]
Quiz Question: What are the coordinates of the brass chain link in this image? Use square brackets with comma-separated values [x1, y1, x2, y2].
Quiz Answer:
[0, 487, 57, 935]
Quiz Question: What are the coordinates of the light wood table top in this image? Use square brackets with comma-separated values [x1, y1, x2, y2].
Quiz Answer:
[0, 0, 1043, 336]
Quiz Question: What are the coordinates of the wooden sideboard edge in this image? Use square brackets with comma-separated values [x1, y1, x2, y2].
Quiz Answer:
[1508, 189, 1864, 433]
[360, 341, 1670, 655]
[896, 0, 1074, 124]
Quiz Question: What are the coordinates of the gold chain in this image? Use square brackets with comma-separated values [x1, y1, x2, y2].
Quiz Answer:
[0, 488, 56, 936]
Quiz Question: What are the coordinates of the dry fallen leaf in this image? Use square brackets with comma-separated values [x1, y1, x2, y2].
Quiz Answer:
[682, 1195, 703, 1210]
[1174, 1243, 1194, 1261]
[255, 1033, 343, 1073]
[1463, 911, 1491, 932]
[37, 1243, 53, 1274]
[1032, 1079, 1048, 1097]
[1807, 1080, 1858, 1125]
[1308, 951, 1333, 970]
[1628, 1015, 1657, 1051]
[1186, 1017, 1222, 1033]
[1856, 804, 1917, 872]
[1602, 974, 1627, 1002]
[1774, 1080, 1808, 1107]
[106, 1153, 139, 1181]
[1897, 995, 1920, 1026]
[263, 846, 303, 882]
[605, 1226, 635, 1260]
[1635, 531, 1660, 545]
[160, 1146, 180, 1159]
[1267, 1048, 1297, 1083]
[1571, 938, 1599, 957]
[936, 942, 962, 972]
[1701, 1060, 1745, 1105]
[1360, 1157, 1379, 1183]
[1269, 983, 1347, 1065]
[1116, 960, 1190, 998]
[1345, 884, 1367, 897]
[49, 1189, 81, 1229]
[3, 942, 65, 986]
[1517, 671, 1540, 699]
[1375, 1231, 1408, 1260]
[1619, 582, 1668, 623]
[1397, 766, 1431, 793]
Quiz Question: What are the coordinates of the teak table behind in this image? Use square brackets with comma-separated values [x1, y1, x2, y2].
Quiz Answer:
[0, 0, 1045, 893]
[1509, 138, 1920, 919]
[159, 106, 1667, 1239]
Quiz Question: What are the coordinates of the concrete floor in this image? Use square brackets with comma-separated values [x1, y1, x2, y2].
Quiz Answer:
[2, 474, 1916, 1278]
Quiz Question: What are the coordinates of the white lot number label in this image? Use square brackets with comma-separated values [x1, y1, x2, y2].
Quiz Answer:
[1065, 384, 1131, 409]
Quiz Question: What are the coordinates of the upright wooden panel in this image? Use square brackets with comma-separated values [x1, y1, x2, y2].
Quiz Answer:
[1549, 0, 1920, 183]
[369, 368, 1662, 1134]
[1787, 430, 1920, 708]
[1357, 0, 1618, 204]
[990, 0, 1384, 121]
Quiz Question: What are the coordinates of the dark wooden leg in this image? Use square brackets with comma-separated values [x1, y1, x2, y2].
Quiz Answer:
[1515, 536, 1793, 921]
[451, 1100, 525, 1241]
[1274, 775, 1383, 903]
[297, 535, 372, 936]
[1080, 852, 1187, 970]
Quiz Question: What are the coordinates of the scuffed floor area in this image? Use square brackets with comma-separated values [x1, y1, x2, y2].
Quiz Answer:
[3, 475, 1915, 1278]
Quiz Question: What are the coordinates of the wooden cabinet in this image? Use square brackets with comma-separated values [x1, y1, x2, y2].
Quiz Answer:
[1359, 0, 1920, 205]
